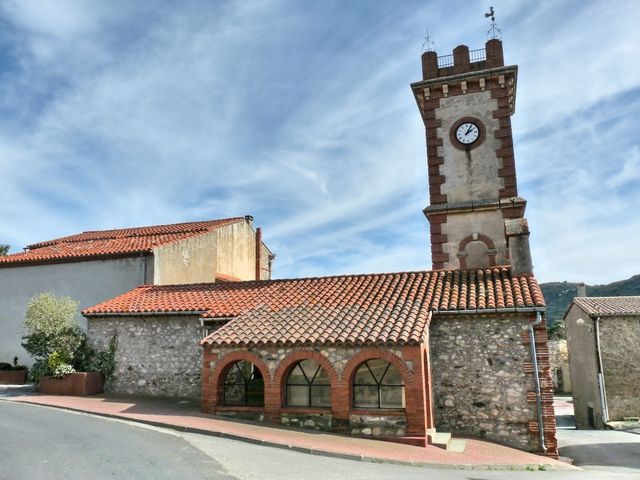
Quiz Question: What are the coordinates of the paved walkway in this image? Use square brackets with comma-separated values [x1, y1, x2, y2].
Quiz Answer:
[1, 391, 574, 470]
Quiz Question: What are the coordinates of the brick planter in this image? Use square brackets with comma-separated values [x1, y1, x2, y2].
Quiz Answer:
[39, 372, 104, 396]
[0, 369, 28, 385]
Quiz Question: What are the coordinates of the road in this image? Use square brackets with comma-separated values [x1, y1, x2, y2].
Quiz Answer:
[0, 401, 233, 480]
[1, 401, 639, 480]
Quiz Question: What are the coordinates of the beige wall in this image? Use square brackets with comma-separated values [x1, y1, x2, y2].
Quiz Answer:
[441, 209, 509, 267]
[599, 316, 640, 421]
[565, 305, 603, 429]
[215, 221, 258, 281]
[436, 90, 503, 203]
[153, 231, 218, 285]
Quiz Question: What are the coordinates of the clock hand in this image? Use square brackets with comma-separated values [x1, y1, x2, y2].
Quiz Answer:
[465, 125, 473, 135]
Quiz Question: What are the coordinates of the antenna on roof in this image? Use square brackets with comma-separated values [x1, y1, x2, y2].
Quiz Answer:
[421, 27, 436, 53]
[485, 6, 502, 40]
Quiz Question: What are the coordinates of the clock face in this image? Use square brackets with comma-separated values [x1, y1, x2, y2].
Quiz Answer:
[455, 122, 480, 145]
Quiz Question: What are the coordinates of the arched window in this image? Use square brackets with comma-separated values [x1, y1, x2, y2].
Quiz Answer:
[223, 360, 264, 406]
[353, 359, 405, 409]
[286, 359, 331, 407]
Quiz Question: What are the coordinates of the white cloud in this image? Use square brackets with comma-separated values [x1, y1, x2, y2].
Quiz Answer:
[0, 0, 637, 286]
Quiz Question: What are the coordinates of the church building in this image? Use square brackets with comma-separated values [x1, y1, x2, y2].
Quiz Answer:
[83, 38, 557, 457]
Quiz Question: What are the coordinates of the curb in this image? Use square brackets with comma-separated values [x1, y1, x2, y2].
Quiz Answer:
[1, 397, 567, 471]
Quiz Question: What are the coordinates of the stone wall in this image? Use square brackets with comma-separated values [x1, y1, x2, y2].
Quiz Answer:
[429, 314, 538, 451]
[87, 315, 203, 399]
[349, 414, 406, 436]
[599, 316, 640, 421]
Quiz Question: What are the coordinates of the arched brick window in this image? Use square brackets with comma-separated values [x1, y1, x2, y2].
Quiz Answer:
[286, 359, 331, 407]
[223, 360, 264, 406]
[353, 359, 405, 409]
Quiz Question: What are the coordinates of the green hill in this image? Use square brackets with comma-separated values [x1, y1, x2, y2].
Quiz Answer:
[540, 274, 640, 327]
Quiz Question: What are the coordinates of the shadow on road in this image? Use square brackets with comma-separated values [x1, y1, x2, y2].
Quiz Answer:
[560, 442, 640, 470]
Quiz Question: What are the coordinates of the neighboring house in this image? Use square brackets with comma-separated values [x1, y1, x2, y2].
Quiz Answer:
[83, 39, 558, 457]
[564, 296, 640, 429]
[0, 216, 272, 364]
[548, 339, 571, 394]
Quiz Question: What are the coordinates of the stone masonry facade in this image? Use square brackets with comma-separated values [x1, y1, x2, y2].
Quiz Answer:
[599, 316, 640, 421]
[430, 313, 556, 453]
[87, 315, 203, 399]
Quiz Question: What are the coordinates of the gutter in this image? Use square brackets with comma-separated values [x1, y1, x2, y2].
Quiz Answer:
[594, 316, 609, 425]
[528, 311, 547, 453]
[83, 310, 207, 317]
[436, 306, 546, 315]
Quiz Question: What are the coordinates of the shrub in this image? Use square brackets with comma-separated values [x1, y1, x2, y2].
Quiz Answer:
[0, 356, 28, 371]
[22, 293, 116, 382]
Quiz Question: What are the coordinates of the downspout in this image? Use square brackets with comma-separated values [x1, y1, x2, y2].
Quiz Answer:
[528, 311, 547, 452]
[594, 316, 609, 425]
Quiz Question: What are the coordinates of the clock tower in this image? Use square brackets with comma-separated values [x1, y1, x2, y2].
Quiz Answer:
[412, 39, 532, 273]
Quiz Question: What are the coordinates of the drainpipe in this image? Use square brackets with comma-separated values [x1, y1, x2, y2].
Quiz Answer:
[594, 316, 609, 425]
[528, 311, 547, 452]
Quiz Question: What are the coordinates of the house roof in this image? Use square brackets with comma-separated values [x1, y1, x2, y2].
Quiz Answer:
[0, 218, 244, 267]
[83, 267, 545, 347]
[570, 296, 640, 317]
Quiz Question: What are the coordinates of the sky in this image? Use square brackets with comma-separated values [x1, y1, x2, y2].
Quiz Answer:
[0, 0, 638, 285]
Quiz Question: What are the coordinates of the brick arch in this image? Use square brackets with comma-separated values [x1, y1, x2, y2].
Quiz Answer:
[275, 350, 341, 409]
[274, 350, 340, 387]
[342, 348, 414, 387]
[210, 351, 271, 408]
[457, 233, 497, 269]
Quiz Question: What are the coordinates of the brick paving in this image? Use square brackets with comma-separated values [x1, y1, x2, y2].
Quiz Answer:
[5, 393, 575, 470]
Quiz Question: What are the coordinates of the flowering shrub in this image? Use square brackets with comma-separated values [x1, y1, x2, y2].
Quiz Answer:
[22, 293, 116, 382]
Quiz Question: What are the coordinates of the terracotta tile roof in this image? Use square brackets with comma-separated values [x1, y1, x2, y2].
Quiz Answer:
[571, 296, 640, 317]
[0, 218, 244, 267]
[83, 267, 545, 347]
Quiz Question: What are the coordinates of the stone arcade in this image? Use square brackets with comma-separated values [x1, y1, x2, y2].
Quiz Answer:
[84, 39, 557, 457]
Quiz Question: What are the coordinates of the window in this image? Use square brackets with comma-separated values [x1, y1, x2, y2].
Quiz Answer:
[286, 359, 331, 407]
[353, 359, 405, 409]
[223, 360, 264, 406]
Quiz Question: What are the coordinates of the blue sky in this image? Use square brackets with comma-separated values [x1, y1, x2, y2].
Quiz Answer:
[0, 0, 638, 284]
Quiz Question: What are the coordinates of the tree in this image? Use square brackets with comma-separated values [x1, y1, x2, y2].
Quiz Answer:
[0, 244, 9, 255]
[23, 293, 82, 379]
[22, 292, 116, 381]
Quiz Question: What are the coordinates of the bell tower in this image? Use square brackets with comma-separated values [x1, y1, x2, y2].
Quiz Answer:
[411, 39, 532, 273]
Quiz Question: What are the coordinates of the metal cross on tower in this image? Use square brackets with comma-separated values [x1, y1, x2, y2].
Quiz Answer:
[485, 6, 502, 40]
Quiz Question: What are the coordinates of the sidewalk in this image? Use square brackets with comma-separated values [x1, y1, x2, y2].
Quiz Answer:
[4, 392, 575, 470]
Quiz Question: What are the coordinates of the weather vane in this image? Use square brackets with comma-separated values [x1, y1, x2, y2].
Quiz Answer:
[421, 27, 436, 53]
[485, 6, 502, 40]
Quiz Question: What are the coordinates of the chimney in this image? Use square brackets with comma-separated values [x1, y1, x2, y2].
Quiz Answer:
[576, 282, 587, 297]
[244, 215, 254, 228]
[504, 218, 533, 275]
[255, 227, 262, 280]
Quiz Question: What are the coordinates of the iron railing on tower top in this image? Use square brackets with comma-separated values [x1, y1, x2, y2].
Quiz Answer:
[436, 47, 487, 68]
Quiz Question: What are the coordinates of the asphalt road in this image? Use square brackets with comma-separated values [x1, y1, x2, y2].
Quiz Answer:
[0, 401, 234, 480]
[1, 401, 639, 480]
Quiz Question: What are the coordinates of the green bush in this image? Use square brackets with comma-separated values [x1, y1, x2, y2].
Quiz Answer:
[0, 357, 27, 371]
[22, 293, 117, 382]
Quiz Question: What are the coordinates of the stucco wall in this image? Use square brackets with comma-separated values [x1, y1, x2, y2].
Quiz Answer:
[436, 90, 502, 204]
[153, 231, 217, 285]
[599, 316, 640, 421]
[429, 314, 539, 451]
[0, 257, 151, 366]
[87, 315, 202, 399]
[216, 221, 258, 281]
[565, 305, 602, 429]
[441, 209, 509, 267]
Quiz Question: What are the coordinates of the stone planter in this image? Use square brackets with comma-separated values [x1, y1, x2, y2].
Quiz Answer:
[0, 369, 28, 385]
[39, 372, 104, 396]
